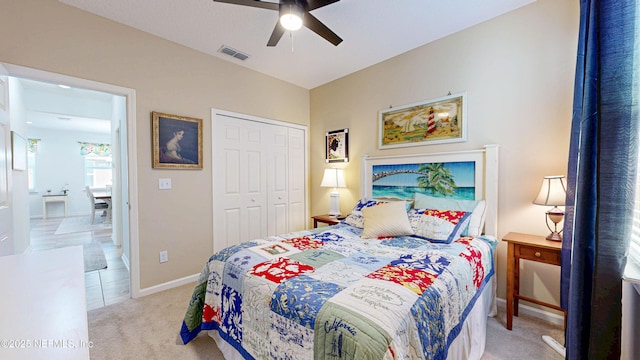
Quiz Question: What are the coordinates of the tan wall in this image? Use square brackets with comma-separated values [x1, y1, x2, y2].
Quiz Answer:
[310, 0, 579, 309]
[0, 0, 310, 288]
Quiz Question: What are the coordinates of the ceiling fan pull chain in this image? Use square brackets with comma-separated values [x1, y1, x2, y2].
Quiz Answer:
[290, 31, 295, 53]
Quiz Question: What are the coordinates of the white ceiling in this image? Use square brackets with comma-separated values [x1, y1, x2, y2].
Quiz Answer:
[19, 78, 114, 134]
[59, 0, 535, 89]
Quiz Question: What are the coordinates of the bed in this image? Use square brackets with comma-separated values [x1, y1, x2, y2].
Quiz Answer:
[180, 145, 499, 359]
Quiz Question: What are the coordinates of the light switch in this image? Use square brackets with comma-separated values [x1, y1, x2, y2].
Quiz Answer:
[159, 178, 172, 190]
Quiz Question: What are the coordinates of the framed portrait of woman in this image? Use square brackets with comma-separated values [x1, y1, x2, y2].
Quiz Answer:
[152, 111, 203, 169]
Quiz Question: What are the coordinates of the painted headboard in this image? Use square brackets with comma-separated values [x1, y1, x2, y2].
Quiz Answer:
[360, 144, 499, 237]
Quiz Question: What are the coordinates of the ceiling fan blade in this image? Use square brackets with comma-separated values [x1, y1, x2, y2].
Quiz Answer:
[304, 13, 342, 46]
[212, 0, 278, 11]
[267, 22, 286, 47]
[306, 0, 340, 11]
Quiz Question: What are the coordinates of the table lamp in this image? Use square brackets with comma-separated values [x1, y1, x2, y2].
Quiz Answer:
[532, 175, 567, 241]
[321, 168, 346, 217]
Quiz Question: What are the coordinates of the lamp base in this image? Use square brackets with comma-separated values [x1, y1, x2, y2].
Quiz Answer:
[546, 231, 562, 242]
[328, 191, 341, 217]
[544, 208, 564, 242]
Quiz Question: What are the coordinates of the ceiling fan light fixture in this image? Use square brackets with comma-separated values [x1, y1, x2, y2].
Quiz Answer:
[280, 5, 303, 31]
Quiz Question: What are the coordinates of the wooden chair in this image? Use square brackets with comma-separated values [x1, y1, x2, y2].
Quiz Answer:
[86, 186, 109, 224]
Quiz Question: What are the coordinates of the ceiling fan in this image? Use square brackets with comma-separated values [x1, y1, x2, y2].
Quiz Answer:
[213, 0, 343, 47]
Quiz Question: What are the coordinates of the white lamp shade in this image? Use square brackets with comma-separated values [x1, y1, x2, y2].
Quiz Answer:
[533, 175, 566, 206]
[321, 168, 346, 188]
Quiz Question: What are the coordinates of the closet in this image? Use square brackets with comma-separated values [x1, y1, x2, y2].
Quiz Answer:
[212, 110, 307, 252]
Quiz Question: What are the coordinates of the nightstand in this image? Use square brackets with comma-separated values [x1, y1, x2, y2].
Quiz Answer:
[503, 232, 565, 330]
[312, 214, 346, 228]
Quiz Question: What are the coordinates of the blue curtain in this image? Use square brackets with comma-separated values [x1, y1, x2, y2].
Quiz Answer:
[561, 1, 639, 358]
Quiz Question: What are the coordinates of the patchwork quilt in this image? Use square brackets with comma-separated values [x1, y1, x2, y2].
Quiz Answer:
[180, 223, 496, 360]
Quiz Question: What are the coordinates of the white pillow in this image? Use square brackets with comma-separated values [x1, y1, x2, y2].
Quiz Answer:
[413, 193, 486, 237]
[361, 201, 413, 239]
[466, 200, 487, 237]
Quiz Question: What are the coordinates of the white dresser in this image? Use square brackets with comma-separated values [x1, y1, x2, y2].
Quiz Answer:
[0, 246, 90, 359]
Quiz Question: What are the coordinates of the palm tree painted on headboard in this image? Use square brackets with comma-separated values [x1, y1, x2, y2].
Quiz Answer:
[417, 163, 457, 197]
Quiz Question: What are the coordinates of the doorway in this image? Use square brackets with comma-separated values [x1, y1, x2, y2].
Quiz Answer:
[1, 63, 141, 302]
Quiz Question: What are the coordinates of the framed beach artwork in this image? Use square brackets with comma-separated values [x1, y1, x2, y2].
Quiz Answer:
[379, 93, 467, 149]
[325, 128, 349, 163]
[371, 160, 478, 201]
[152, 111, 203, 169]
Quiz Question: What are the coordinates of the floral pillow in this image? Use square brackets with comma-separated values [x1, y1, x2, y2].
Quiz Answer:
[408, 208, 471, 243]
[343, 198, 388, 228]
[413, 193, 486, 237]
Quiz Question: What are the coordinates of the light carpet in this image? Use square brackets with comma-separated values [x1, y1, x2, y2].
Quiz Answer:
[83, 242, 108, 272]
[55, 215, 111, 235]
[88, 283, 564, 360]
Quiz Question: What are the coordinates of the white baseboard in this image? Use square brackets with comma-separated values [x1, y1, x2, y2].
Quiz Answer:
[496, 297, 565, 326]
[137, 273, 199, 298]
[121, 253, 130, 272]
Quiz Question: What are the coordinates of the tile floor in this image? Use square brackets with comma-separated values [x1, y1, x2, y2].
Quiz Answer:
[29, 216, 130, 311]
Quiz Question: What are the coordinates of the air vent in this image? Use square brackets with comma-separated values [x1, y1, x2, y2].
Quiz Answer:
[218, 45, 250, 61]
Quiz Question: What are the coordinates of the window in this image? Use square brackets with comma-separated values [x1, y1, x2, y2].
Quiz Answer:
[26, 138, 39, 192]
[630, 169, 640, 269]
[27, 151, 36, 191]
[84, 154, 112, 189]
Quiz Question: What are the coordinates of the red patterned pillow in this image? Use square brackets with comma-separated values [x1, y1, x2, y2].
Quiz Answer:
[408, 208, 471, 243]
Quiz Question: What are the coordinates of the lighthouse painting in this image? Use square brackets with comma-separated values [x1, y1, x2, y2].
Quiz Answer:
[379, 93, 466, 149]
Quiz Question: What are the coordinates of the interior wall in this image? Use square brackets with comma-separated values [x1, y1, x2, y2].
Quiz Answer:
[0, 0, 310, 289]
[310, 0, 579, 309]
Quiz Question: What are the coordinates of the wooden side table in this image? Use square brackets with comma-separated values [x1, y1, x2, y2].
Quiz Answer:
[42, 194, 68, 220]
[312, 214, 346, 228]
[503, 232, 565, 330]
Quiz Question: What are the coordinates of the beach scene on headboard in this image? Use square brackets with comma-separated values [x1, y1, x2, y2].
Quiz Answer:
[371, 160, 476, 201]
[360, 145, 498, 236]
[361, 150, 485, 201]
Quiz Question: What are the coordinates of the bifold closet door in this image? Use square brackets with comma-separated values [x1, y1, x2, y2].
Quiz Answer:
[213, 115, 268, 251]
[213, 112, 307, 252]
[266, 126, 306, 236]
[267, 124, 288, 236]
[287, 127, 306, 232]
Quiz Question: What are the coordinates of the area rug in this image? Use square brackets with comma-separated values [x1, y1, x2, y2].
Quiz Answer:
[83, 242, 108, 272]
[54, 216, 111, 235]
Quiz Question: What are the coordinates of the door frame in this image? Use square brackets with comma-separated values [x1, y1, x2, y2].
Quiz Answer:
[2, 63, 142, 298]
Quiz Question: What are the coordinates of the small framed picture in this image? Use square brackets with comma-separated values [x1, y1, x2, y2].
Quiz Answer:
[379, 93, 467, 149]
[152, 111, 203, 169]
[326, 128, 349, 163]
